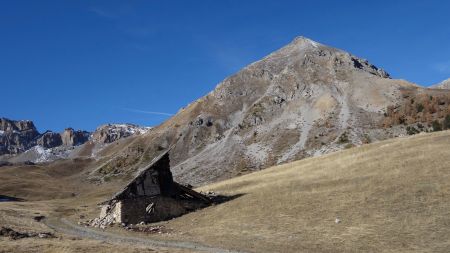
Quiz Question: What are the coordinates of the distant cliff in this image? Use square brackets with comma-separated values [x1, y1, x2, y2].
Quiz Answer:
[0, 117, 151, 165]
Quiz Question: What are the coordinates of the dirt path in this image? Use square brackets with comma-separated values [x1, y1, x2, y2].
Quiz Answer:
[44, 217, 245, 253]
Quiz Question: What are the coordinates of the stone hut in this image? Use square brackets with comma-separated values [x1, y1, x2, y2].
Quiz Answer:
[98, 150, 210, 225]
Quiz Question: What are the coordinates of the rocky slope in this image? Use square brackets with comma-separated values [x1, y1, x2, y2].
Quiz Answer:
[91, 37, 450, 187]
[163, 37, 415, 184]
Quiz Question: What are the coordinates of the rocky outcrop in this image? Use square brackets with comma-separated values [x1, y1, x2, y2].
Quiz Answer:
[0, 118, 40, 154]
[61, 128, 90, 146]
[91, 124, 151, 144]
[0, 118, 89, 155]
[1, 118, 151, 163]
[36, 131, 62, 148]
[0, 118, 37, 132]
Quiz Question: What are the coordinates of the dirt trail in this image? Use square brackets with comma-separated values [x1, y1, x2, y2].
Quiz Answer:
[44, 217, 245, 253]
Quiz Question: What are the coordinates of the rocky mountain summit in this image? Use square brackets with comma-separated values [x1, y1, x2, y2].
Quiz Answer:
[91, 37, 450, 186]
[162, 37, 411, 184]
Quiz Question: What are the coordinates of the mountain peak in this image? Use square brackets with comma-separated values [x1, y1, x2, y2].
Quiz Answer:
[255, 36, 390, 79]
[291, 36, 322, 48]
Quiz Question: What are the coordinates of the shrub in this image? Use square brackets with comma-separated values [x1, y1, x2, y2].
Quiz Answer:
[406, 126, 419, 135]
[443, 115, 450, 130]
[416, 103, 424, 113]
[363, 134, 371, 144]
[432, 120, 442, 132]
[338, 132, 349, 143]
[344, 143, 354, 149]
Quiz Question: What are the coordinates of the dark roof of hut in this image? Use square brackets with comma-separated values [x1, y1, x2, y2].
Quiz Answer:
[101, 148, 210, 205]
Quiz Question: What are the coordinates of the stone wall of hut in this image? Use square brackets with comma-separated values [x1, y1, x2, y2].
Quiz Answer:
[114, 196, 204, 224]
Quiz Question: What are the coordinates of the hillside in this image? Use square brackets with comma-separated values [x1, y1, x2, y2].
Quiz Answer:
[1, 130, 449, 252]
[165, 130, 450, 252]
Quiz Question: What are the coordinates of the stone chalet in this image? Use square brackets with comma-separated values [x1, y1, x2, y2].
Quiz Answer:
[98, 150, 210, 225]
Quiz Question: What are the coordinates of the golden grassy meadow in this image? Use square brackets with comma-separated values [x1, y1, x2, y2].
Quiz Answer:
[1, 131, 450, 252]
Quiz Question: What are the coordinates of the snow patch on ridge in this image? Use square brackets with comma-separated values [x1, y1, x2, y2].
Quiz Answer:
[93, 124, 151, 138]
[32, 146, 51, 163]
[16, 145, 76, 164]
[111, 124, 151, 135]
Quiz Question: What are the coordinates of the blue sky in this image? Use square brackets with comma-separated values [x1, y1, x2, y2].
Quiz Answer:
[1, 1, 449, 132]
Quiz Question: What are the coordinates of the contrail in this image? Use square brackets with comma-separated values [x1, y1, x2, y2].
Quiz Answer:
[121, 108, 174, 116]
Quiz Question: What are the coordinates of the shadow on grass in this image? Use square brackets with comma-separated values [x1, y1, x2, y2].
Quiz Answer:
[0, 195, 24, 202]
[209, 193, 245, 205]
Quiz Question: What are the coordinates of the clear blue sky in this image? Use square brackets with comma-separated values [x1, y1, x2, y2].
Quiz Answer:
[1, 1, 449, 132]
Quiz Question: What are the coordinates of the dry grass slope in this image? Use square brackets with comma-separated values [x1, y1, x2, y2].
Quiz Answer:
[165, 131, 450, 253]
